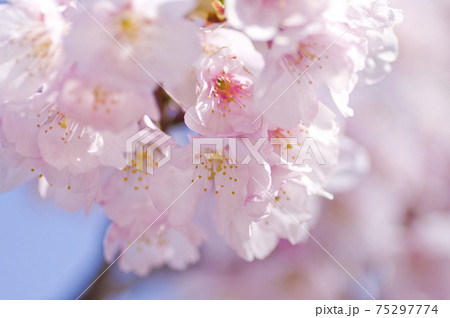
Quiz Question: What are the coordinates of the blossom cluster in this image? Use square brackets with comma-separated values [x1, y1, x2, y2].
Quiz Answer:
[0, 0, 401, 276]
[152, 0, 450, 298]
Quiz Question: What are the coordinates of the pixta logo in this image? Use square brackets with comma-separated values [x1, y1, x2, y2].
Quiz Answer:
[126, 128, 172, 174]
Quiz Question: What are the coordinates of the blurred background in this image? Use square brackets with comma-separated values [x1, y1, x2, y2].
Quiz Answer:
[1, 0, 449, 299]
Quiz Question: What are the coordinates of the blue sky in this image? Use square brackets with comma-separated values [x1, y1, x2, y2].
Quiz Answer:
[0, 182, 108, 299]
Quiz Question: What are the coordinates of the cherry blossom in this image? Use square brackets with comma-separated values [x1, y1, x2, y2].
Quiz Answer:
[145, 137, 273, 258]
[57, 69, 160, 132]
[345, 0, 403, 85]
[185, 49, 262, 136]
[0, 0, 403, 278]
[226, 0, 331, 41]
[104, 221, 204, 276]
[64, 0, 201, 91]
[254, 21, 366, 128]
[0, 0, 68, 101]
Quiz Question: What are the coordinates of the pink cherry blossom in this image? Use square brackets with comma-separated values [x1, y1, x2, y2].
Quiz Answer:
[57, 69, 160, 132]
[345, 0, 403, 85]
[0, 0, 404, 281]
[147, 137, 273, 258]
[64, 0, 201, 91]
[0, 0, 68, 101]
[226, 0, 331, 41]
[104, 221, 204, 276]
[185, 49, 262, 136]
[254, 22, 366, 129]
